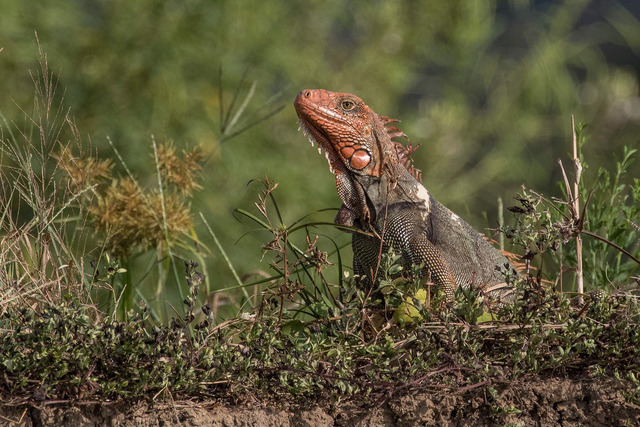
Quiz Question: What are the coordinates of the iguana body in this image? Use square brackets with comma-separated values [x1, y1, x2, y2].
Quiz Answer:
[294, 89, 516, 302]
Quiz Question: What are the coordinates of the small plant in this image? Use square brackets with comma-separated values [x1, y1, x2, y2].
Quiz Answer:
[502, 121, 640, 295]
[53, 139, 206, 321]
[1, 45, 285, 324]
[0, 43, 89, 312]
[233, 177, 353, 325]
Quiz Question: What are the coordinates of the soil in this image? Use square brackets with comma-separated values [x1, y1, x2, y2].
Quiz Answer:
[1, 376, 639, 426]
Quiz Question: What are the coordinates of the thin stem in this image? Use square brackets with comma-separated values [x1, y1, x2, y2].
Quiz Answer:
[581, 229, 640, 266]
[571, 116, 584, 299]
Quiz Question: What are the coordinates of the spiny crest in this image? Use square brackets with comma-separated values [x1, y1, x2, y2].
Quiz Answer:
[380, 115, 423, 182]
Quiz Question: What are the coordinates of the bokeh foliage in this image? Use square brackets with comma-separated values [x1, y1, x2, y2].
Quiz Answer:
[1, 0, 639, 313]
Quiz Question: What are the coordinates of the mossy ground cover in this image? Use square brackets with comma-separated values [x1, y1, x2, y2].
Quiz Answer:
[2, 262, 640, 410]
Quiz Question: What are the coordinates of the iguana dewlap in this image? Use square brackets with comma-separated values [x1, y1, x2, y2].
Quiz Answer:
[294, 89, 516, 302]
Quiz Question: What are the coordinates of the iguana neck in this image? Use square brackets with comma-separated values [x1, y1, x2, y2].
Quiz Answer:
[293, 89, 415, 224]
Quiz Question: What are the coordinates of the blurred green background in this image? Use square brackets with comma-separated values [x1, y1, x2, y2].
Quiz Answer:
[1, 0, 639, 315]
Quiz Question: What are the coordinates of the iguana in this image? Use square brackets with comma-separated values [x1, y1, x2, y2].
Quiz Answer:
[294, 89, 517, 303]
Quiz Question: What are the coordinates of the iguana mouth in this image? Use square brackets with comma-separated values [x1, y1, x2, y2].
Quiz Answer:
[297, 118, 344, 175]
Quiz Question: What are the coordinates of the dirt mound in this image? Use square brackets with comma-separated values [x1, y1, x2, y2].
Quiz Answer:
[2, 377, 638, 426]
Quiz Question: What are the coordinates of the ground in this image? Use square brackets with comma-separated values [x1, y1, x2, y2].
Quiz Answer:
[2, 376, 638, 426]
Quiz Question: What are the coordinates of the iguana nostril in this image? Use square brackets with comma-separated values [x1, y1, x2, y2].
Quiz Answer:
[304, 90, 311, 98]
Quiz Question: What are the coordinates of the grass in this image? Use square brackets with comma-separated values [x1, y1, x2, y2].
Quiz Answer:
[1, 49, 640, 411]
[2, 264, 640, 405]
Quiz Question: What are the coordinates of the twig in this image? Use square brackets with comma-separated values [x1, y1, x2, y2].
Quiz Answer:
[581, 230, 640, 265]
[458, 379, 491, 392]
[558, 117, 584, 302]
[571, 116, 584, 301]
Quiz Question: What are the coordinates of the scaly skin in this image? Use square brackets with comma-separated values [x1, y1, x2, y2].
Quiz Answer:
[294, 89, 516, 303]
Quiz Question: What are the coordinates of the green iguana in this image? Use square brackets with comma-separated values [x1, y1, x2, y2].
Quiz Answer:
[294, 89, 517, 303]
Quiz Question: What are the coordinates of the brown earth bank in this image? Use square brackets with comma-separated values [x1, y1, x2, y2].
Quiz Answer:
[1, 377, 639, 426]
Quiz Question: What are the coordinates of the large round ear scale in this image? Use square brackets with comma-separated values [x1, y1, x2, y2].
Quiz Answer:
[349, 149, 371, 171]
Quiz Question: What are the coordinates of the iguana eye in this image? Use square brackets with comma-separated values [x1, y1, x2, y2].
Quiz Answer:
[341, 100, 355, 111]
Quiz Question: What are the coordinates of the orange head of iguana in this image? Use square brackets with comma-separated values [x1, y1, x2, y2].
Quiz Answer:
[294, 89, 399, 178]
[294, 89, 421, 226]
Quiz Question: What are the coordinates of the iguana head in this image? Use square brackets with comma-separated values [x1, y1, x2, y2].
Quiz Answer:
[294, 89, 396, 178]
[294, 89, 422, 225]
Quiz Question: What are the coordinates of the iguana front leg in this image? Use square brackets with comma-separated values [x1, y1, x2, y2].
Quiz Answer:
[353, 207, 458, 302]
[383, 209, 458, 302]
[405, 233, 457, 302]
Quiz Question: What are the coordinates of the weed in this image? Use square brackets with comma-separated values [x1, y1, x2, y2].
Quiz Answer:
[502, 121, 640, 294]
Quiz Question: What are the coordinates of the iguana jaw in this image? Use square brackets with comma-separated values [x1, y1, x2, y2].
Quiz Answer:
[296, 114, 345, 175]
